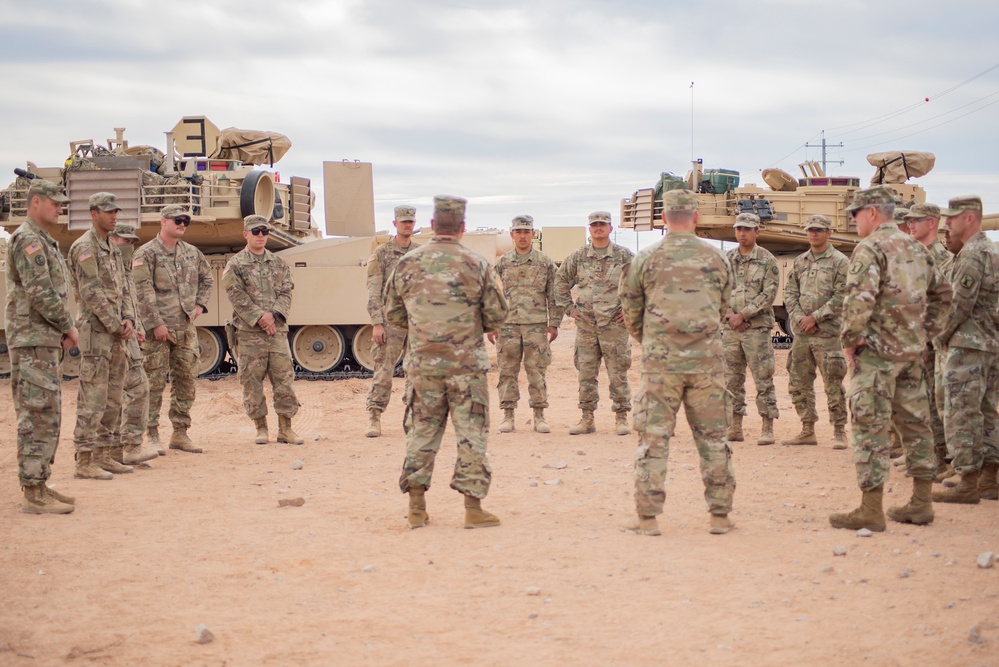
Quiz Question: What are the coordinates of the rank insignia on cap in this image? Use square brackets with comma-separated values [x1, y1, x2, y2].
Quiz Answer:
[24, 241, 41, 256]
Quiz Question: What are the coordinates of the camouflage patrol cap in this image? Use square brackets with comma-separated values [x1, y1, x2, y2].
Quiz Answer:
[845, 185, 895, 212]
[27, 179, 69, 203]
[394, 205, 416, 222]
[111, 223, 139, 240]
[160, 204, 191, 220]
[511, 215, 534, 230]
[734, 212, 760, 229]
[243, 214, 270, 230]
[940, 195, 983, 217]
[662, 189, 698, 212]
[588, 211, 612, 225]
[904, 203, 940, 221]
[433, 195, 466, 217]
[89, 192, 122, 211]
[803, 214, 832, 231]
[893, 208, 910, 225]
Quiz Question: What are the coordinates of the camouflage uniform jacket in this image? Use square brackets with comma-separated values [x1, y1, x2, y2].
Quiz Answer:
[68, 228, 135, 338]
[783, 246, 849, 337]
[385, 237, 508, 376]
[619, 231, 732, 374]
[3, 218, 75, 348]
[132, 235, 213, 332]
[495, 248, 563, 326]
[555, 242, 634, 328]
[726, 244, 778, 330]
[366, 237, 419, 326]
[840, 224, 951, 361]
[222, 248, 294, 333]
[936, 231, 999, 352]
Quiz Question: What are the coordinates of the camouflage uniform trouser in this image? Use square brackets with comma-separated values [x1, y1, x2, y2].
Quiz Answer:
[365, 322, 408, 413]
[632, 370, 736, 516]
[942, 346, 999, 475]
[496, 322, 552, 410]
[10, 346, 63, 487]
[398, 373, 492, 499]
[116, 358, 149, 447]
[73, 336, 127, 453]
[236, 330, 300, 419]
[574, 321, 631, 413]
[722, 327, 779, 419]
[142, 321, 199, 430]
[786, 334, 847, 427]
[847, 349, 935, 491]
[924, 346, 946, 464]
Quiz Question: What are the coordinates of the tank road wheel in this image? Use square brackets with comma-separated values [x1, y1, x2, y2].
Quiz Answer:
[196, 327, 227, 377]
[351, 325, 376, 372]
[240, 170, 276, 220]
[61, 345, 82, 380]
[0, 331, 10, 378]
[291, 325, 346, 373]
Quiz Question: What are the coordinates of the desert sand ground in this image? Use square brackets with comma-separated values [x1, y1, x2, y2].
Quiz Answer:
[1, 321, 997, 667]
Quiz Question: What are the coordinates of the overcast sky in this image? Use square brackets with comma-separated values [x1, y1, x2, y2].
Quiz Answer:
[2, 0, 997, 245]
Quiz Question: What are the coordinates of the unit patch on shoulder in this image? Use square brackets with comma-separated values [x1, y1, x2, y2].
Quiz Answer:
[959, 274, 976, 290]
[35, 255, 46, 266]
[132, 257, 144, 268]
[78, 251, 93, 263]
[24, 241, 41, 256]
[849, 262, 864, 275]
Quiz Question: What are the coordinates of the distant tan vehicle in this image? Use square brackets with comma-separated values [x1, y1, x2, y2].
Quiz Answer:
[0, 116, 585, 379]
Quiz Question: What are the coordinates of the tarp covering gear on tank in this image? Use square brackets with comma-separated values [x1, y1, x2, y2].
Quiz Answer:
[216, 128, 292, 166]
[867, 151, 935, 185]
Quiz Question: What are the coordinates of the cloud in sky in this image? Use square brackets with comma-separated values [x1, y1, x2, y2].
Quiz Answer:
[1, 0, 997, 237]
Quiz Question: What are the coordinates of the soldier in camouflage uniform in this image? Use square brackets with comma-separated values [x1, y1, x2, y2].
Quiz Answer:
[109, 223, 160, 462]
[364, 205, 419, 438]
[222, 215, 303, 445]
[5, 180, 78, 514]
[554, 211, 634, 436]
[829, 186, 950, 532]
[386, 195, 508, 530]
[488, 215, 562, 434]
[723, 213, 780, 445]
[782, 215, 849, 448]
[619, 190, 737, 537]
[132, 204, 214, 453]
[932, 196, 999, 503]
[903, 203, 953, 480]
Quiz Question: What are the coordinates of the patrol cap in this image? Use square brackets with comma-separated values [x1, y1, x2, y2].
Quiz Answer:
[511, 215, 534, 230]
[160, 204, 192, 221]
[588, 211, 612, 225]
[394, 205, 416, 222]
[26, 179, 69, 203]
[111, 223, 139, 240]
[89, 192, 122, 211]
[243, 214, 271, 231]
[845, 185, 896, 212]
[893, 208, 910, 225]
[803, 214, 832, 231]
[904, 203, 940, 221]
[734, 212, 760, 229]
[940, 195, 983, 217]
[662, 189, 698, 212]
[433, 195, 466, 217]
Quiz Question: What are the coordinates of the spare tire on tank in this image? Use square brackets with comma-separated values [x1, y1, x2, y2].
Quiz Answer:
[240, 170, 276, 220]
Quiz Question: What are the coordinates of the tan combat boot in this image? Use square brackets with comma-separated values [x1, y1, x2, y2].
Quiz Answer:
[365, 410, 381, 438]
[44, 484, 76, 505]
[979, 463, 999, 500]
[463, 495, 500, 529]
[22, 484, 74, 515]
[829, 486, 886, 532]
[75, 451, 113, 481]
[757, 417, 775, 446]
[122, 443, 159, 465]
[498, 409, 515, 433]
[277, 415, 304, 445]
[621, 515, 661, 536]
[615, 412, 630, 436]
[148, 427, 165, 456]
[533, 407, 551, 434]
[727, 414, 744, 442]
[934, 462, 956, 483]
[169, 428, 203, 453]
[832, 425, 848, 450]
[254, 417, 269, 445]
[408, 487, 429, 529]
[97, 447, 133, 474]
[783, 422, 817, 446]
[887, 477, 935, 525]
[932, 471, 980, 504]
[569, 410, 595, 435]
[709, 513, 734, 534]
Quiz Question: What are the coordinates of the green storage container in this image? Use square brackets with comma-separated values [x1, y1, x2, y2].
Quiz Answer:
[704, 168, 740, 193]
